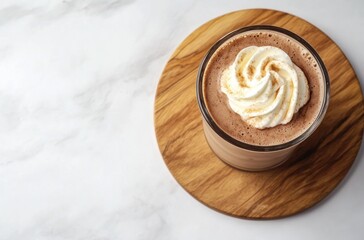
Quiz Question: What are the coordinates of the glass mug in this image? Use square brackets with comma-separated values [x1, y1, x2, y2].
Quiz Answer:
[196, 25, 330, 171]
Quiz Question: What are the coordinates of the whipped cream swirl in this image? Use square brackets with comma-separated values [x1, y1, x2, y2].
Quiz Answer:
[221, 46, 310, 129]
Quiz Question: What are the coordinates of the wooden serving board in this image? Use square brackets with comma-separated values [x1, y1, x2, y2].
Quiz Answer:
[154, 9, 364, 219]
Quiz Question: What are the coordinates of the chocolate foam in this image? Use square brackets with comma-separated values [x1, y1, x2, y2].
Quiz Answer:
[203, 30, 324, 146]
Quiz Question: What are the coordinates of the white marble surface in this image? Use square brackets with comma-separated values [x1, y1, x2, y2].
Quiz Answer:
[0, 0, 363, 239]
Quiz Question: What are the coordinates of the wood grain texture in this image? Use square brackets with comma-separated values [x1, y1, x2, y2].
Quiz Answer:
[154, 9, 364, 219]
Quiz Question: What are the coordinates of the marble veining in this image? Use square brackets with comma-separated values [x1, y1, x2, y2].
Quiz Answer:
[0, 0, 363, 239]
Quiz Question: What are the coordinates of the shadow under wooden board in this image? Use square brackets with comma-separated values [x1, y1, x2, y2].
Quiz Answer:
[154, 9, 364, 219]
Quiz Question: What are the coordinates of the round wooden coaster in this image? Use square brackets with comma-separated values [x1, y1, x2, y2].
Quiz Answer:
[154, 9, 364, 219]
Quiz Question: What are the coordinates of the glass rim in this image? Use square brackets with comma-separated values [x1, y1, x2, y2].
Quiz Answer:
[196, 25, 330, 152]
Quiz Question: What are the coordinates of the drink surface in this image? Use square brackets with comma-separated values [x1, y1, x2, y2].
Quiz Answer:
[203, 30, 324, 146]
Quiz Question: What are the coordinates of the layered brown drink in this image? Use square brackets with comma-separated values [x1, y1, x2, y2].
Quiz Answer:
[197, 26, 329, 171]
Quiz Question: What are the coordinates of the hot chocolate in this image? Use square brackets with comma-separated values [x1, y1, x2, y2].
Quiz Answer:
[203, 30, 324, 146]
